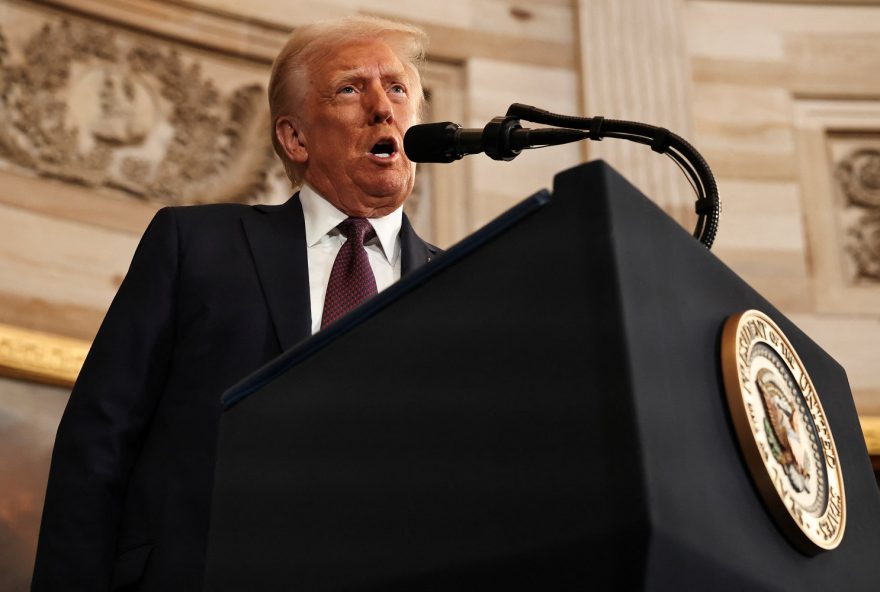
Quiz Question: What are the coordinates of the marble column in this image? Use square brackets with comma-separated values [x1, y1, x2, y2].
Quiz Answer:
[577, 0, 695, 223]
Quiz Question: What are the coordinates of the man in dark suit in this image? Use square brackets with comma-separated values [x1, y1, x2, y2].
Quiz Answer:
[32, 16, 438, 591]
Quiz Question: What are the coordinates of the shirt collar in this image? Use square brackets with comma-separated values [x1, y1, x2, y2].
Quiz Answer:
[299, 184, 403, 263]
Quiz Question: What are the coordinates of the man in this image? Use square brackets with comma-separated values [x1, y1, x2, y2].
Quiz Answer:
[32, 16, 439, 591]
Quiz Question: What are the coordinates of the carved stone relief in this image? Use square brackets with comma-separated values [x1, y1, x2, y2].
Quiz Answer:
[0, 4, 438, 238]
[833, 141, 880, 283]
[0, 10, 289, 206]
[792, 100, 880, 314]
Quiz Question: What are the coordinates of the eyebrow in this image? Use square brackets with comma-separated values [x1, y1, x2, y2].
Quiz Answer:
[331, 64, 410, 88]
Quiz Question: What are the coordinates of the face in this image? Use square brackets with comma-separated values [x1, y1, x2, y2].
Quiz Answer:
[276, 40, 419, 218]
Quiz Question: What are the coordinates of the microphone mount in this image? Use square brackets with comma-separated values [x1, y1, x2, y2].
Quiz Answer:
[482, 115, 525, 161]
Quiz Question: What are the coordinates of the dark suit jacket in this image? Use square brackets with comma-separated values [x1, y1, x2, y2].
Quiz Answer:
[32, 194, 439, 591]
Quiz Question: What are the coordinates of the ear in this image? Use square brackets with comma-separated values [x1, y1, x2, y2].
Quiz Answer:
[275, 116, 308, 165]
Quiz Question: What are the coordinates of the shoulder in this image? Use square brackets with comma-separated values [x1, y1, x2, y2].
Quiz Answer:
[156, 194, 301, 232]
[164, 201, 264, 225]
[140, 196, 301, 261]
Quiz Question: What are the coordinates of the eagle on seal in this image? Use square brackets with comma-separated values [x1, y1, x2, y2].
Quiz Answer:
[755, 368, 812, 493]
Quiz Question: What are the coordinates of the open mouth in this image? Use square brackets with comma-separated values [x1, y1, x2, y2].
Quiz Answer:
[369, 139, 397, 159]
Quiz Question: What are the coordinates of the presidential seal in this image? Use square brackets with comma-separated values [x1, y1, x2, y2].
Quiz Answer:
[721, 310, 845, 553]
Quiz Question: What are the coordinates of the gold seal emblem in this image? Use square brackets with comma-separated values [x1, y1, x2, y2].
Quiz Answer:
[721, 310, 845, 553]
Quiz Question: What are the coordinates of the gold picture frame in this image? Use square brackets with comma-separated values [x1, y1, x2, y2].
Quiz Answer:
[0, 323, 89, 388]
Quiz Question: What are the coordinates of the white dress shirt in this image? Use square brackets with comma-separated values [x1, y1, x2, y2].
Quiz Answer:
[299, 184, 403, 334]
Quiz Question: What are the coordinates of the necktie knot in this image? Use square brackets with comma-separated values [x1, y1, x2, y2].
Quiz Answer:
[338, 218, 376, 245]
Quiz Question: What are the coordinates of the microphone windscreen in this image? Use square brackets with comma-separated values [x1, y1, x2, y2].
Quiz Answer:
[404, 122, 460, 163]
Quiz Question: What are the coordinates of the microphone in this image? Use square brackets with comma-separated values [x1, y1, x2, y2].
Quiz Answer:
[404, 117, 588, 163]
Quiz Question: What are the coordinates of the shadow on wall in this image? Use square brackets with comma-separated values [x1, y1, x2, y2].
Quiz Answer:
[0, 378, 69, 592]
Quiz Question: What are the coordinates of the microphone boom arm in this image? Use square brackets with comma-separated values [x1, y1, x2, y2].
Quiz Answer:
[504, 103, 720, 249]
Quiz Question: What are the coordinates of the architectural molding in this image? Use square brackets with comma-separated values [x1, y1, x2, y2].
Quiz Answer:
[792, 98, 880, 313]
[27, 0, 288, 64]
[30, 0, 576, 69]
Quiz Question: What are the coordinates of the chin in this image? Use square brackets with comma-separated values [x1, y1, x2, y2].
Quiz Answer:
[365, 192, 407, 213]
[360, 179, 412, 205]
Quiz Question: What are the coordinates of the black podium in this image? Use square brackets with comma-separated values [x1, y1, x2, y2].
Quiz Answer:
[204, 161, 880, 590]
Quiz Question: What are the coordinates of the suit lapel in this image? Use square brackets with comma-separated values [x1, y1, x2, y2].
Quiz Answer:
[241, 194, 311, 351]
[400, 214, 439, 276]
[242, 202, 437, 351]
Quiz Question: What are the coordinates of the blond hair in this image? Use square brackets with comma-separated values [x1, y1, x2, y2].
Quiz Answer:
[268, 16, 428, 186]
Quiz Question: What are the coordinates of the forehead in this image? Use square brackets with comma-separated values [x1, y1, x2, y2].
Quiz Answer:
[308, 40, 409, 85]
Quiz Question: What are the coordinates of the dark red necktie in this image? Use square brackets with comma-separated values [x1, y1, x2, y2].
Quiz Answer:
[320, 218, 378, 329]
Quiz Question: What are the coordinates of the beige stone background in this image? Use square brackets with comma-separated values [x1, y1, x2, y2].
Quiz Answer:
[0, 0, 878, 588]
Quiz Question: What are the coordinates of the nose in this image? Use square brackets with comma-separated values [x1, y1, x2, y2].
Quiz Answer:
[366, 83, 393, 125]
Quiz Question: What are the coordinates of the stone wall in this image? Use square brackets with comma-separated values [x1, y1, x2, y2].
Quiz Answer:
[685, 0, 880, 415]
